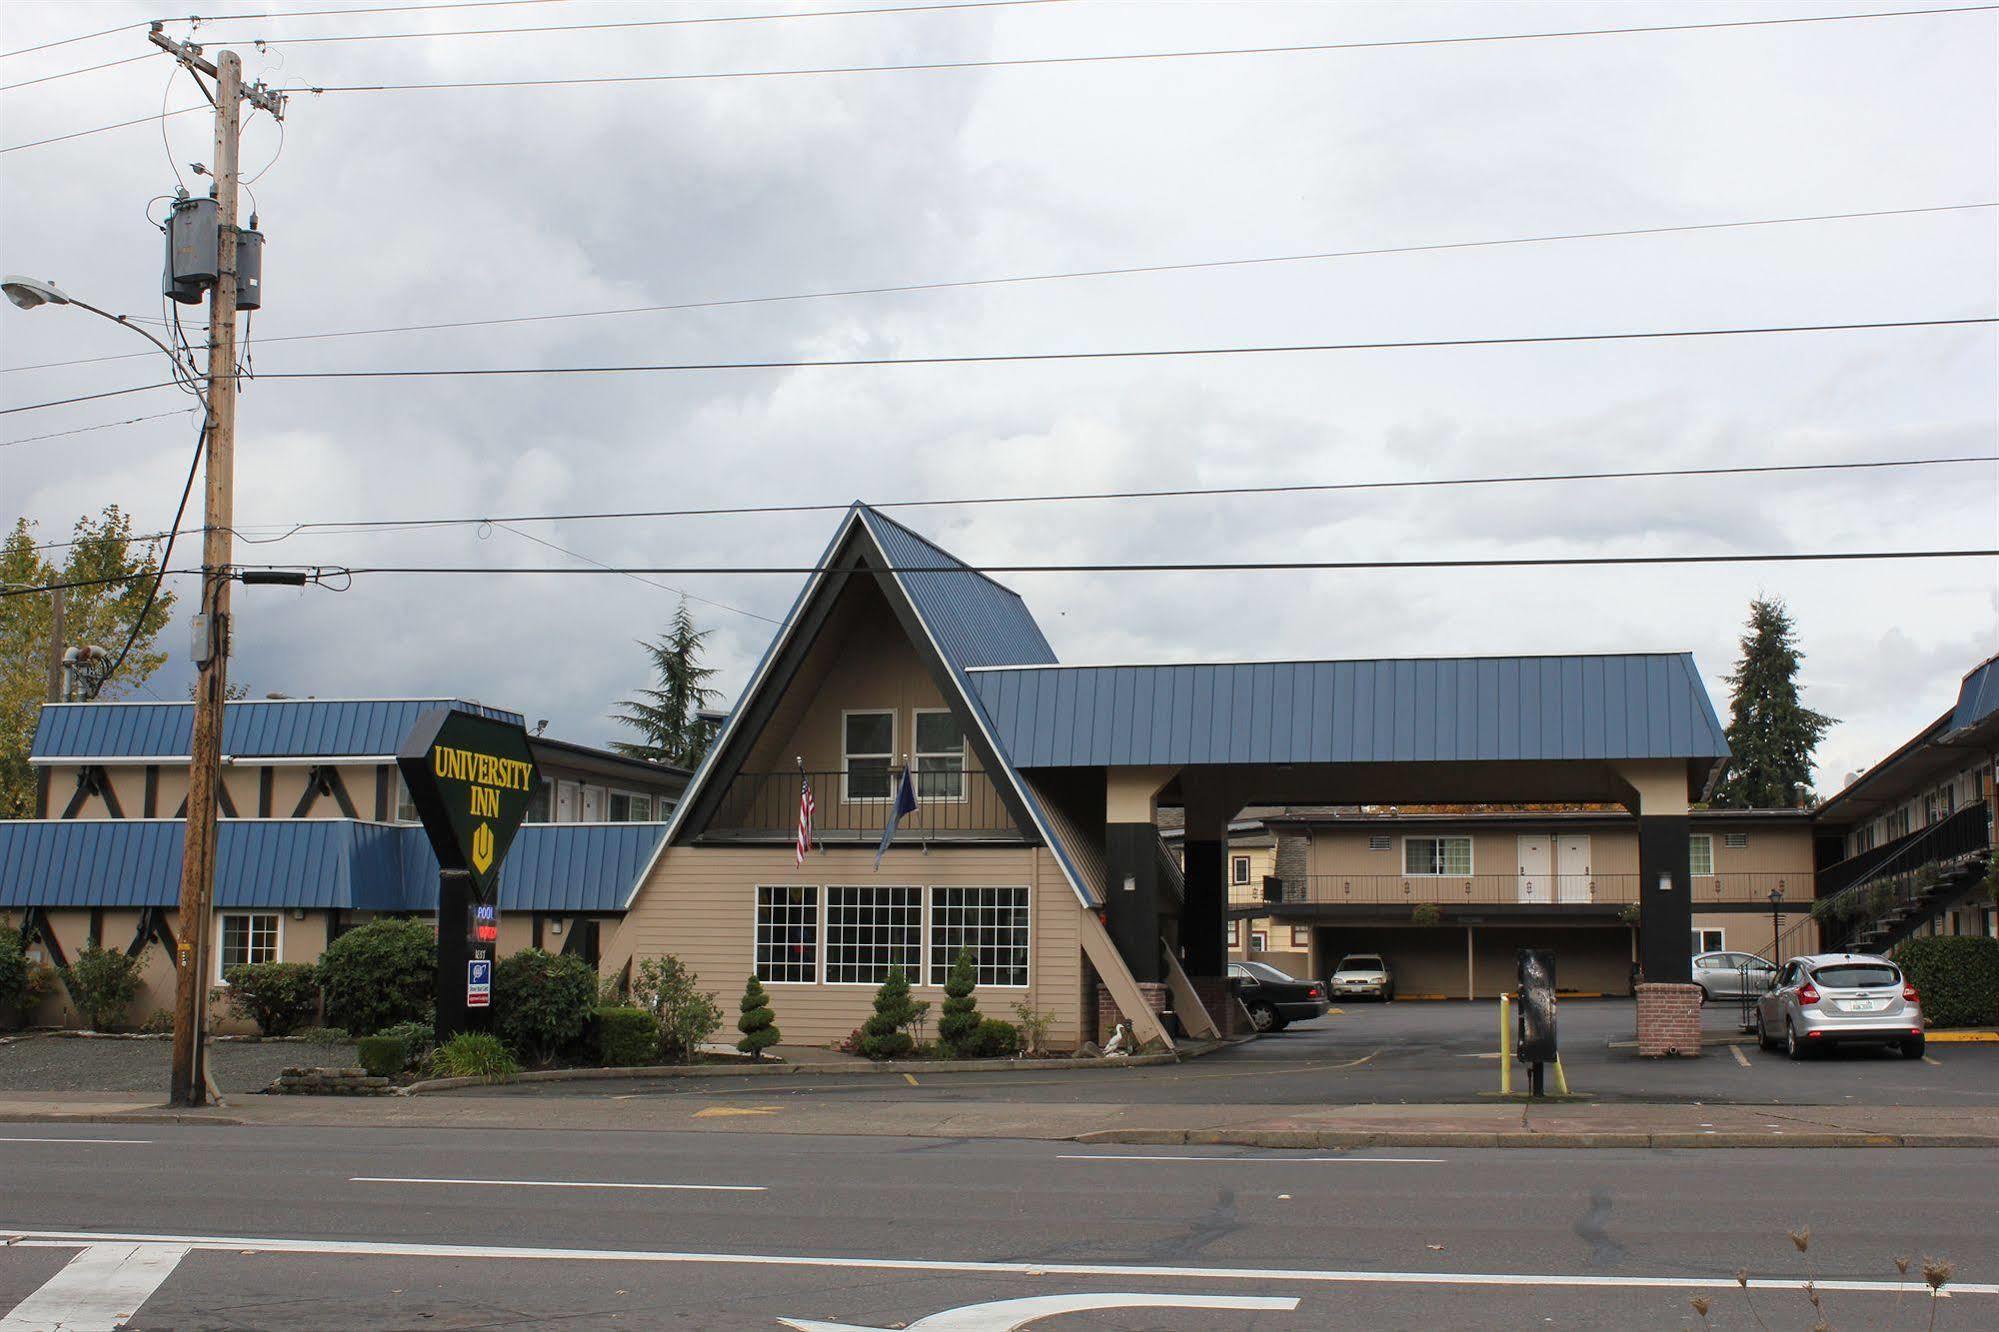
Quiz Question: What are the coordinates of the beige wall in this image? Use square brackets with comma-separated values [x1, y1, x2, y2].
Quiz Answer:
[39, 760, 391, 820]
[618, 842, 1087, 1049]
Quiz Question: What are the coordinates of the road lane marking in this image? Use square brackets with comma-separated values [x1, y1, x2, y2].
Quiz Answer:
[1729, 1045, 1752, 1068]
[348, 1177, 765, 1192]
[19, 1229, 1982, 1297]
[0, 1137, 152, 1145]
[780, 1293, 1300, 1330]
[1057, 1155, 1445, 1164]
[693, 1106, 779, 1118]
[0, 1242, 188, 1331]
[1923, 1055, 1942, 1066]
[904, 1074, 919, 1086]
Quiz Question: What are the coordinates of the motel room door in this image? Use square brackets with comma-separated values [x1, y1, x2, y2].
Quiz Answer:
[1555, 834, 1592, 903]
[1517, 835, 1551, 903]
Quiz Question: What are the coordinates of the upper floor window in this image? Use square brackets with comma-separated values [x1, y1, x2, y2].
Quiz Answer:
[1231, 856, 1251, 884]
[526, 780, 552, 824]
[1689, 834, 1714, 877]
[1404, 836, 1471, 876]
[608, 791, 653, 822]
[914, 709, 966, 801]
[394, 773, 419, 824]
[843, 710, 894, 801]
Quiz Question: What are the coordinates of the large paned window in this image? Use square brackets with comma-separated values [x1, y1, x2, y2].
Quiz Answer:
[843, 711, 894, 801]
[608, 791, 653, 822]
[928, 886, 1029, 986]
[218, 912, 278, 981]
[754, 885, 819, 983]
[914, 709, 967, 800]
[1404, 836, 1471, 876]
[1689, 834, 1714, 877]
[825, 885, 922, 984]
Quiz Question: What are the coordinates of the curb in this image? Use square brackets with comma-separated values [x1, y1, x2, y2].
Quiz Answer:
[1071, 1128, 1999, 1150]
[400, 1050, 1187, 1095]
[0, 1111, 247, 1127]
[1926, 1031, 1999, 1043]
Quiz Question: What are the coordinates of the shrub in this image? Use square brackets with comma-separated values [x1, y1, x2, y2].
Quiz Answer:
[0, 925, 27, 1021]
[859, 967, 925, 1061]
[377, 1020, 435, 1068]
[317, 918, 435, 1036]
[965, 1017, 1022, 1059]
[138, 1008, 175, 1035]
[736, 975, 780, 1060]
[632, 955, 723, 1063]
[1892, 935, 1999, 1029]
[60, 944, 146, 1031]
[591, 1006, 659, 1066]
[221, 961, 320, 1036]
[1012, 1001, 1055, 1057]
[432, 1031, 518, 1080]
[293, 1025, 353, 1045]
[1618, 903, 1642, 926]
[493, 948, 596, 1065]
[1410, 903, 1443, 927]
[357, 1034, 407, 1078]
[936, 948, 981, 1056]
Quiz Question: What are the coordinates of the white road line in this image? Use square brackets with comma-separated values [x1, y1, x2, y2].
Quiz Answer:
[348, 1176, 764, 1192]
[11, 1229, 1989, 1297]
[0, 1242, 188, 1331]
[1729, 1045, 1752, 1067]
[1057, 1154, 1445, 1164]
[0, 1137, 152, 1145]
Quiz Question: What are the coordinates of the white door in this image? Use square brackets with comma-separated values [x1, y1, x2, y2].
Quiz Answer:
[1556, 834, 1592, 903]
[556, 781, 580, 823]
[581, 784, 606, 822]
[1517, 835, 1551, 903]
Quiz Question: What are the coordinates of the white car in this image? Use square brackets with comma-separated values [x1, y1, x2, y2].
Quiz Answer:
[1330, 953, 1393, 1001]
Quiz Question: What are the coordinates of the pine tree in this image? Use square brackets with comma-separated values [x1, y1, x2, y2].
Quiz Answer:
[610, 599, 721, 767]
[936, 947, 981, 1056]
[859, 966, 923, 1060]
[736, 975, 780, 1060]
[1712, 597, 1835, 809]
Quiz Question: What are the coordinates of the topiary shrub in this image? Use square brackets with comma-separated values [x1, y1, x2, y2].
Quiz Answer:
[221, 961, 320, 1036]
[60, 944, 146, 1031]
[493, 948, 596, 1065]
[633, 955, 723, 1063]
[859, 967, 925, 1061]
[357, 1033, 407, 1078]
[736, 975, 780, 1060]
[317, 918, 435, 1036]
[1892, 935, 1999, 1029]
[376, 1019, 435, 1069]
[0, 925, 27, 1023]
[591, 1006, 659, 1066]
[432, 1031, 518, 1080]
[936, 947, 981, 1056]
[1410, 903, 1443, 927]
[965, 1017, 1022, 1059]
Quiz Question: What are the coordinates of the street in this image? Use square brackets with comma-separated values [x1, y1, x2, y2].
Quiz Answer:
[4, 1123, 1995, 1328]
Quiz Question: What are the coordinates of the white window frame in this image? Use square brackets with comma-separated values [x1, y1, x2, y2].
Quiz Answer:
[608, 790, 653, 822]
[1689, 834, 1714, 877]
[394, 773, 419, 824]
[927, 885, 1030, 988]
[823, 884, 924, 987]
[215, 911, 282, 984]
[1691, 927, 1725, 953]
[1290, 926, 1312, 948]
[1227, 920, 1240, 947]
[912, 707, 969, 804]
[841, 708, 896, 803]
[752, 885, 820, 986]
[1231, 855, 1251, 885]
[1403, 835, 1472, 877]
[1249, 929, 1269, 953]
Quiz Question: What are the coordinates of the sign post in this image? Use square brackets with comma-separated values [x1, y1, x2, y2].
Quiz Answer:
[396, 708, 538, 1044]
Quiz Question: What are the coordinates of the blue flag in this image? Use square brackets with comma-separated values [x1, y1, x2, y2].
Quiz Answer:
[874, 769, 919, 869]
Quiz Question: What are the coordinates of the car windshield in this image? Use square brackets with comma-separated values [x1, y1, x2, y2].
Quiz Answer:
[1238, 961, 1295, 982]
[1338, 956, 1383, 971]
[1812, 963, 1900, 989]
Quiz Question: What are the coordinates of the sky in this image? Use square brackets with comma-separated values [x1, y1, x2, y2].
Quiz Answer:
[2, 0, 1995, 794]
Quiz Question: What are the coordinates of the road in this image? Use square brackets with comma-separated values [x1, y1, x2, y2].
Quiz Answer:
[3, 1124, 1993, 1329]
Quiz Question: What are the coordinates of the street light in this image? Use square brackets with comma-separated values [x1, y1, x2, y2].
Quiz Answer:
[2, 274, 203, 396]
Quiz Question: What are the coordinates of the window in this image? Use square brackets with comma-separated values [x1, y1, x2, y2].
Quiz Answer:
[526, 780, 552, 824]
[394, 774, 419, 824]
[843, 711, 894, 801]
[218, 912, 279, 981]
[928, 886, 1029, 986]
[1249, 930, 1268, 952]
[1689, 834, 1714, 877]
[1231, 856, 1251, 885]
[1368, 835, 1391, 852]
[1724, 832, 1749, 849]
[1690, 927, 1724, 953]
[1291, 926, 1312, 948]
[1404, 836, 1471, 876]
[914, 709, 967, 801]
[1227, 920, 1240, 947]
[754, 886, 819, 984]
[608, 791, 653, 822]
[825, 885, 922, 984]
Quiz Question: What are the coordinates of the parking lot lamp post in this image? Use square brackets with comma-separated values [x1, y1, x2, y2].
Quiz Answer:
[1769, 885, 1784, 963]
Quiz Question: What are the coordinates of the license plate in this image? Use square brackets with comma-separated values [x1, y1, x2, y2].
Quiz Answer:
[1841, 999, 1879, 1012]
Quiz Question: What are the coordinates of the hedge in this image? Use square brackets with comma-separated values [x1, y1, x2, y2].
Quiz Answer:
[591, 1006, 659, 1066]
[222, 961, 320, 1036]
[317, 918, 435, 1036]
[492, 948, 596, 1065]
[357, 1034, 406, 1078]
[1892, 935, 1999, 1029]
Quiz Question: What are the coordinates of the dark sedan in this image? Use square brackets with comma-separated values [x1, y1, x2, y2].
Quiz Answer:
[1227, 960, 1331, 1033]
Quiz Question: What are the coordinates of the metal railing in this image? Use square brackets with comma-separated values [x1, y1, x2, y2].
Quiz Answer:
[1248, 871, 1810, 909]
[701, 768, 1023, 842]
[1814, 801, 1990, 949]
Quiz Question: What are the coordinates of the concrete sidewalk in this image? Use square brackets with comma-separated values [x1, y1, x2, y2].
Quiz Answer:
[5, 1089, 1995, 1148]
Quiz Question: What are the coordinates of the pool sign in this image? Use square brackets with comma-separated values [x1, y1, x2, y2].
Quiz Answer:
[397, 707, 539, 897]
[467, 959, 492, 1008]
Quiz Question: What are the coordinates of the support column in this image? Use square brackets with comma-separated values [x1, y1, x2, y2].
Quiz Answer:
[1637, 816, 1693, 983]
[1465, 925, 1475, 1000]
[1180, 780, 1231, 978]
[1103, 767, 1178, 984]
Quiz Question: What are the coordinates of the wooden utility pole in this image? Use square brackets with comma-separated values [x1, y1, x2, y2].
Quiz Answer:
[149, 28, 283, 1108]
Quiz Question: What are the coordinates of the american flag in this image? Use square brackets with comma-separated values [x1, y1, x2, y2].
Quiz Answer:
[795, 775, 815, 866]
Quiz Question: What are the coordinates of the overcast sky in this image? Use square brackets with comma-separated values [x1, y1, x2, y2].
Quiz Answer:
[3, 0, 1994, 792]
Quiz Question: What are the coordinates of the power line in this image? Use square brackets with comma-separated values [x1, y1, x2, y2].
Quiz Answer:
[2, 105, 206, 155]
[0, 2, 567, 59]
[0, 52, 157, 94]
[87, 416, 208, 698]
[488, 521, 782, 625]
[11, 202, 1991, 377]
[0, 407, 198, 448]
[6, 315, 1987, 414]
[0, 20, 147, 61]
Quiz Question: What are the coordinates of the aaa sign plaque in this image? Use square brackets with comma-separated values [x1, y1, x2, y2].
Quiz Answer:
[396, 707, 539, 897]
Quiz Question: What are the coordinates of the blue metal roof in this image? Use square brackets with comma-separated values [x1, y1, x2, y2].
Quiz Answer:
[860, 509, 1057, 669]
[968, 654, 1729, 767]
[1949, 655, 1999, 735]
[31, 698, 524, 762]
[0, 819, 663, 914]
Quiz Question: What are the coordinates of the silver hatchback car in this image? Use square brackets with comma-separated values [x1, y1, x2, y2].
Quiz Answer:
[1756, 953, 1924, 1060]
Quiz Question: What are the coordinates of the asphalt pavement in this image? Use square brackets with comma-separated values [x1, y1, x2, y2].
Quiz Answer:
[3, 1123, 1995, 1329]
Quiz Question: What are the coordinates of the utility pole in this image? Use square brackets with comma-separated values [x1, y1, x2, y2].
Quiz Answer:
[46, 586, 64, 702]
[149, 27, 284, 1108]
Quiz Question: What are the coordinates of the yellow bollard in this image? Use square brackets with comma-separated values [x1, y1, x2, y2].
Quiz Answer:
[1499, 993, 1513, 1096]
[1551, 1054, 1570, 1096]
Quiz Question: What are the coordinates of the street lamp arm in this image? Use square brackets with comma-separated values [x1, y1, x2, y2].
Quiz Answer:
[2, 274, 206, 406]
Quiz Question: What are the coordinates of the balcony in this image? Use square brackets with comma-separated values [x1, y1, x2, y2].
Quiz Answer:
[699, 769, 1025, 844]
[1236, 872, 1810, 912]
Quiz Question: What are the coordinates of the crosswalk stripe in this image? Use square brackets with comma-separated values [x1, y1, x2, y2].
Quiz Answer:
[0, 1243, 188, 1332]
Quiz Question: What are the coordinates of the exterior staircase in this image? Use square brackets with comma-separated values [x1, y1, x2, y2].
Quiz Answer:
[1818, 801, 1991, 955]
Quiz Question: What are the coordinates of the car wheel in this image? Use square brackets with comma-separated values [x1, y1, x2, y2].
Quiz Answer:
[1270, 1017, 1290, 1032]
[1382, 989, 1394, 1003]
[1696, 984, 1711, 1003]
[1785, 1021, 1809, 1061]
[1900, 1036, 1926, 1060]
[1247, 1002, 1277, 1033]
[1756, 1011, 1778, 1052]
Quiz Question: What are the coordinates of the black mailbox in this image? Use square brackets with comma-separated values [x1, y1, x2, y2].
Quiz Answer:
[1516, 948, 1558, 1065]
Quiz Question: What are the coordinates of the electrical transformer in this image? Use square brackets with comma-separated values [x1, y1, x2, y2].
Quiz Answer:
[162, 194, 219, 304]
[235, 226, 264, 311]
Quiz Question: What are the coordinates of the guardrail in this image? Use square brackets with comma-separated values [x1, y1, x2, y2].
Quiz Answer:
[1242, 871, 1810, 908]
[701, 769, 1023, 842]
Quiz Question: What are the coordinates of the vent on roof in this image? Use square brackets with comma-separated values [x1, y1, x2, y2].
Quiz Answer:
[1368, 835, 1390, 852]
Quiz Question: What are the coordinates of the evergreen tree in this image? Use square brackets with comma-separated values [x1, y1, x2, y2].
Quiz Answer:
[859, 966, 924, 1060]
[936, 947, 981, 1056]
[610, 599, 721, 767]
[736, 975, 780, 1060]
[1713, 597, 1834, 809]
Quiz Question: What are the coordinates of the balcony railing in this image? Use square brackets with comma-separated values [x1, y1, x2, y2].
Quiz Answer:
[1241, 872, 1811, 909]
[701, 768, 1024, 843]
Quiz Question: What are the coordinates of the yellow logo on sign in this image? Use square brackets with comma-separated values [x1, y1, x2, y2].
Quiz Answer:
[471, 822, 494, 874]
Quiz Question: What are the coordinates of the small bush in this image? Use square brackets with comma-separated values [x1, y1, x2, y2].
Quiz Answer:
[633, 955, 723, 1063]
[376, 1020, 435, 1068]
[138, 1008, 175, 1035]
[591, 1006, 659, 1066]
[0, 925, 27, 1020]
[317, 918, 435, 1036]
[736, 975, 780, 1060]
[966, 1017, 1022, 1059]
[357, 1034, 407, 1078]
[432, 1031, 518, 1080]
[60, 944, 146, 1031]
[493, 948, 597, 1065]
[221, 961, 320, 1036]
[859, 967, 926, 1061]
[1012, 1001, 1055, 1057]
[936, 948, 981, 1056]
[1892, 935, 1999, 1028]
[1410, 903, 1443, 927]
[292, 1025, 353, 1045]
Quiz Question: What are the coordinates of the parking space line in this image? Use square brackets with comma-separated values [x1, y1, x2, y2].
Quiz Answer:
[1923, 1055, 1942, 1066]
[349, 1177, 764, 1192]
[1058, 1154, 1445, 1164]
[1729, 1045, 1752, 1068]
[0, 1242, 188, 1332]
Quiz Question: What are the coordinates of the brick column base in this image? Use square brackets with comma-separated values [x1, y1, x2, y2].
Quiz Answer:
[1635, 982, 1703, 1057]
[1095, 982, 1169, 1046]
[1189, 976, 1242, 1039]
